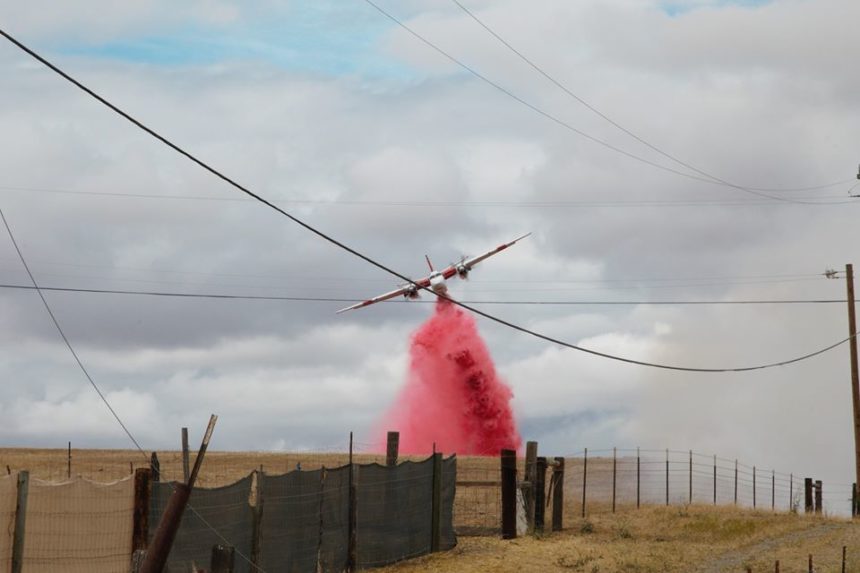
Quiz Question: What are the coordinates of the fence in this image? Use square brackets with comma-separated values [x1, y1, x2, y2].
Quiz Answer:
[0, 455, 457, 573]
[563, 448, 857, 518]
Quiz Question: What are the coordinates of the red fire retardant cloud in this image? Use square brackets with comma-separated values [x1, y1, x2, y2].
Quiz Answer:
[382, 299, 522, 456]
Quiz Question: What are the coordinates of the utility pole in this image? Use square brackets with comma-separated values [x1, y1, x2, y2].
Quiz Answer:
[846, 264, 860, 516]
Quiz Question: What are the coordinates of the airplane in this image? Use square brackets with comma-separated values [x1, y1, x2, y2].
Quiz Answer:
[336, 233, 531, 313]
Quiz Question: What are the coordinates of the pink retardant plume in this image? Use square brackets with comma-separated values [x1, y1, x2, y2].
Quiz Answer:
[380, 299, 521, 456]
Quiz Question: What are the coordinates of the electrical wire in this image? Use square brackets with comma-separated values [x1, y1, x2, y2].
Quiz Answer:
[0, 209, 147, 454]
[0, 283, 856, 306]
[1, 27, 855, 372]
[361, 0, 856, 206]
[1, 184, 857, 207]
[450, 0, 852, 194]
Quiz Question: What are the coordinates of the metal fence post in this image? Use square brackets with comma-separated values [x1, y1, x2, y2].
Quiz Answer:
[713, 455, 717, 505]
[581, 448, 588, 518]
[612, 448, 617, 513]
[665, 449, 669, 506]
[688, 450, 692, 505]
[636, 448, 640, 509]
[753, 466, 757, 509]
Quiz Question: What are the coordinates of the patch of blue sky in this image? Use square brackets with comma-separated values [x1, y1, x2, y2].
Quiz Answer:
[56, 2, 423, 81]
[661, 0, 773, 17]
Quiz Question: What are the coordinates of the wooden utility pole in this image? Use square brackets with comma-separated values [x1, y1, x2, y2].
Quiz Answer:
[846, 264, 860, 516]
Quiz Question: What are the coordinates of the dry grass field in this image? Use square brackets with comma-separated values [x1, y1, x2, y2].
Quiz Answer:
[376, 506, 860, 573]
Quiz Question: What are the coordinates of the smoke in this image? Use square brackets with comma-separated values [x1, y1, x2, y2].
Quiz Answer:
[380, 299, 522, 455]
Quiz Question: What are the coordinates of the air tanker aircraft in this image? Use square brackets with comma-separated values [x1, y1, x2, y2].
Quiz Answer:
[336, 233, 531, 313]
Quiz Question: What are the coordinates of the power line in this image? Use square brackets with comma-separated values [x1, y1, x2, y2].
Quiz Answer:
[1, 183, 857, 207]
[450, 0, 852, 195]
[1, 27, 854, 373]
[0, 283, 856, 305]
[0, 210, 146, 455]
[361, 0, 856, 206]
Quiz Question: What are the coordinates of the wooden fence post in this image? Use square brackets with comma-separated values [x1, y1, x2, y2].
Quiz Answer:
[535, 457, 547, 532]
[250, 466, 263, 567]
[804, 478, 813, 513]
[808, 554, 813, 573]
[132, 468, 152, 554]
[500, 449, 517, 540]
[753, 466, 757, 509]
[67, 441, 71, 479]
[211, 544, 235, 573]
[431, 452, 442, 551]
[386, 431, 399, 467]
[551, 457, 564, 532]
[843, 545, 847, 573]
[150, 452, 160, 482]
[771, 470, 775, 511]
[181, 428, 190, 483]
[11, 470, 29, 573]
[790, 474, 794, 512]
[581, 448, 588, 518]
[775, 559, 780, 573]
[814, 480, 823, 514]
[524, 441, 537, 533]
[852, 484, 857, 517]
[612, 448, 617, 513]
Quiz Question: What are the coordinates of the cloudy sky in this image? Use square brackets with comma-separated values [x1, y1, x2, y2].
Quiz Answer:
[1, 0, 858, 491]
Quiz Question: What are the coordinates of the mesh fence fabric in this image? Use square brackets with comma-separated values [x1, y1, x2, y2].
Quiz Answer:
[259, 468, 325, 573]
[150, 475, 254, 573]
[318, 466, 350, 573]
[0, 473, 17, 571]
[24, 476, 134, 573]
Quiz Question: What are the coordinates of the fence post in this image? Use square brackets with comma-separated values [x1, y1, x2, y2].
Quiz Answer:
[386, 431, 400, 467]
[552, 457, 564, 532]
[853, 484, 857, 517]
[181, 427, 190, 483]
[734, 460, 738, 506]
[843, 545, 847, 573]
[581, 448, 588, 518]
[524, 441, 537, 533]
[132, 468, 152, 554]
[11, 470, 29, 573]
[535, 457, 547, 532]
[67, 441, 71, 479]
[347, 432, 357, 572]
[150, 452, 160, 482]
[814, 480, 822, 514]
[636, 448, 640, 509]
[665, 449, 669, 506]
[612, 448, 617, 513]
[808, 554, 813, 573]
[431, 452, 442, 551]
[211, 544, 235, 573]
[713, 455, 717, 505]
[804, 478, 813, 513]
[753, 466, 757, 509]
[771, 470, 775, 511]
[688, 450, 692, 505]
[775, 559, 780, 573]
[790, 474, 794, 512]
[500, 449, 517, 539]
[250, 466, 263, 567]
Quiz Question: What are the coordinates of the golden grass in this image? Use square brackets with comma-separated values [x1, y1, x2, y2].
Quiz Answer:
[375, 505, 860, 573]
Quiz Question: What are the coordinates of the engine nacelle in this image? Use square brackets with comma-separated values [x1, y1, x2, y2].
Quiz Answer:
[455, 263, 470, 279]
[402, 284, 420, 299]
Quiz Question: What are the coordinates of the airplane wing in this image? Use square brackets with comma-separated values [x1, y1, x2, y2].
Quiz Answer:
[336, 277, 431, 314]
[452, 233, 531, 275]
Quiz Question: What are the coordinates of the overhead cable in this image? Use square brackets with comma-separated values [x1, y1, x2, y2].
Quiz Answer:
[361, 0, 854, 205]
[1, 27, 854, 372]
[0, 283, 856, 306]
[450, 0, 851, 194]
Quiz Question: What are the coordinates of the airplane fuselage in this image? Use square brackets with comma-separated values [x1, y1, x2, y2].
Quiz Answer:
[429, 271, 448, 295]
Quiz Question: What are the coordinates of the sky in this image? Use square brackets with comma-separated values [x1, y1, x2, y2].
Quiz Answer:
[1, 0, 859, 504]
